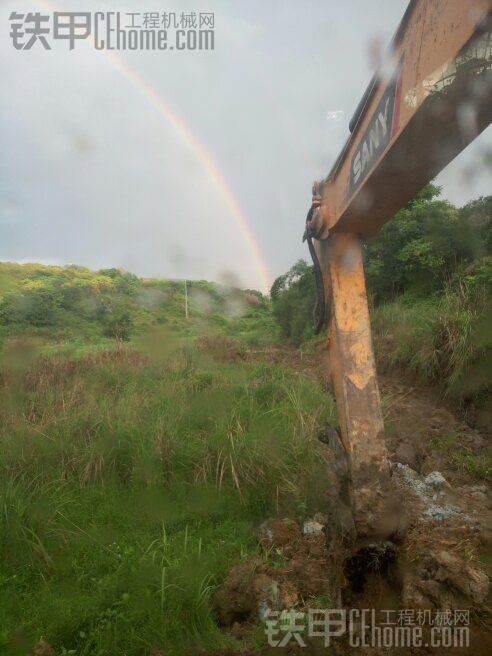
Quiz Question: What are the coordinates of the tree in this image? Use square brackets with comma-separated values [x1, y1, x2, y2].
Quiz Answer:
[270, 260, 315, 342]
[459, 196, 492, 256]
[365, 183, 479, 302]
[102, 308, 134, 341]
[0, 285, 61, 327]
[98, 268, 140, 296]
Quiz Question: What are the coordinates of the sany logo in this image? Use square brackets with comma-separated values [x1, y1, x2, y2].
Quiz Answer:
[348, 62, 402, 195]
[352, 97, 391, 185]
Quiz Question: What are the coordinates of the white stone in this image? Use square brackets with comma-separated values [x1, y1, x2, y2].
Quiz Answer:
[302, 521, 324, 535]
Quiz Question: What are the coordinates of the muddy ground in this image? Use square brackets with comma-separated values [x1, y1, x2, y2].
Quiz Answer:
[208, 343, 492, 655]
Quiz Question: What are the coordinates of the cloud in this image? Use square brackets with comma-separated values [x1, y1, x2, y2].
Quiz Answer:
[1, 0, 490, 290]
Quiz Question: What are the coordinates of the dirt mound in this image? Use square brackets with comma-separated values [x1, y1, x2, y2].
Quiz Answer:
[214, 518, 331, 628]
[215, 344, 492, 653]
[391, 464, 491, 612]
[215, 506, 491, 653]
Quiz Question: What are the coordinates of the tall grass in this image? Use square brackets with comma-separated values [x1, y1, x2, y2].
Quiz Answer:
[372, 279, 491, 425]
[0, 339, 335, 654]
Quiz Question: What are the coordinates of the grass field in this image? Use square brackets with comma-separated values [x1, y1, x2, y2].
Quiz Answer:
[0, 333, 335, 655]
[1, 259, 490, 654]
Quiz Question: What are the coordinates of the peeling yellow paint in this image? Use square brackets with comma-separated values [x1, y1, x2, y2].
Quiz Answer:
[347, 340, 372, 389]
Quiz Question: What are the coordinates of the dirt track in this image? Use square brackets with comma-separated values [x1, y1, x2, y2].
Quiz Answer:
[247, 343, 490, 489]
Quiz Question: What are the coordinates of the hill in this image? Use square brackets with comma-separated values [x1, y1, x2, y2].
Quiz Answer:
[0, 262, 276, 349]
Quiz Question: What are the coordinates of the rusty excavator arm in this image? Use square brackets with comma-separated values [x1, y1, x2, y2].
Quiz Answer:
[309, 0, 492, 541]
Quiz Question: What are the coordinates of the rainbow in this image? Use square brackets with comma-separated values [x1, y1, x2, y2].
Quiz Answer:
[28, 0, 271, 292]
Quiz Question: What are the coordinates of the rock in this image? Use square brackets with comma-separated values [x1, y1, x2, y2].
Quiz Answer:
[312, 512, 328, 525]
[468, 569, 490, 604]
[403, 548, 490, 609]
[317, 425, 340, 446]
[433, 550, 490, 604]
[424, 471, 448, 489]
[302, 520, 324, 535]
[424, 504, 460, 520]
[465, 484, 492, 508]
[395, 464, 464, 522]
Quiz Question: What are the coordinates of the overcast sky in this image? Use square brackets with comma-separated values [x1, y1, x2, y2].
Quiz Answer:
[1, 0, 491, 292]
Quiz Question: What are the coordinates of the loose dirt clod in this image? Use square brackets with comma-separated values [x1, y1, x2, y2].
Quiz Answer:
[214, 519, 331, 627]
[30, 641, 55, 656]
[256, 519, 301, 550]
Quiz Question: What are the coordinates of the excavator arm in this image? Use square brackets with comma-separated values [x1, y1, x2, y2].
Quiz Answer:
[310, 0, 492, 541]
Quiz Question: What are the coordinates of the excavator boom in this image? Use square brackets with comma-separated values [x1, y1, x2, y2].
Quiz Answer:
[310, 0, 492, 541]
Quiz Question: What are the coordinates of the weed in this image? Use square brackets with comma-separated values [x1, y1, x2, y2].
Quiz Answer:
[0, 339, 334, 654]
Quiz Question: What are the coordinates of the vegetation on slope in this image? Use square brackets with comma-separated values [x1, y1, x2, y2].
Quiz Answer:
[0, 263, 277, 349]
[270, 186, 492, 428]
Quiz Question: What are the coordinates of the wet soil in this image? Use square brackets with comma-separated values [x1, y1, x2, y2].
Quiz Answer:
[208, 343, 492, 655]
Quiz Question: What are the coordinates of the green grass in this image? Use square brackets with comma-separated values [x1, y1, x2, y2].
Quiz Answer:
[429, 433, 492, 482]
[371, 281, 492, 428]
[0, 336, 335, 655]
[1, 254, 489, 652]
